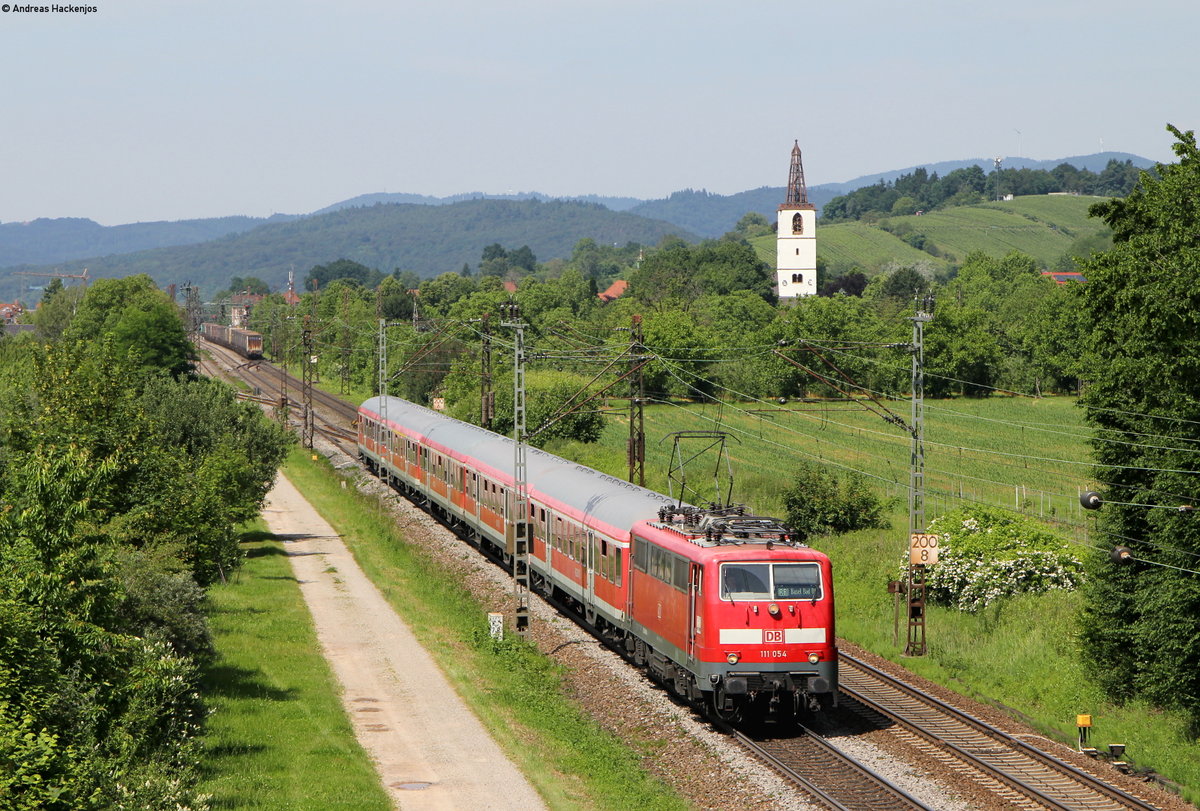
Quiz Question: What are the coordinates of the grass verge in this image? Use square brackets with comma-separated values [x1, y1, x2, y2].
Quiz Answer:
[280, 446, 688, 810]
[825, 508, 1200, 804]
[197, 525, 391, 810]
[553, 397, 1200, 803]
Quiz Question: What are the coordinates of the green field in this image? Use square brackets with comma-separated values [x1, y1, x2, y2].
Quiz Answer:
[752, 194, 1111, 275]
[544, 394, 1200, 802]
[552, 394, 1097, 537]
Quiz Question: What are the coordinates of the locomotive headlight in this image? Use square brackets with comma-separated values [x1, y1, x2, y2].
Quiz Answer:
[768, 602, 781, 617]
[808, 652, 820, 664]
[726, 652, 740, 665]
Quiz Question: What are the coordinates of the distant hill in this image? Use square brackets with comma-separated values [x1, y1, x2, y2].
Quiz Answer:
[819, 152, 1154, 195]
[0, 150, 1154, 300]
[311, 191, 644, 215]
[749, 193, 1110, 275]
[0, 214, 297, 267]
[627, 186, 840, 239]
[0, 198, 695, 301]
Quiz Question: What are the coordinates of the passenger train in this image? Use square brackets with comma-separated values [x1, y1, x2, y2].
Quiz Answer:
[357, 395, 838, 720]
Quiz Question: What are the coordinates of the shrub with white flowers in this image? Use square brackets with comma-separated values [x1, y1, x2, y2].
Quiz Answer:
[909, 506, 1084, 612]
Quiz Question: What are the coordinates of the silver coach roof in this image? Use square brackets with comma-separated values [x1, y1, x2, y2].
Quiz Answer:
[363, 396, 678, 537]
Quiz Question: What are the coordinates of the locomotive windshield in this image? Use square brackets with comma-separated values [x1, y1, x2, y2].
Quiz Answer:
[720, 562, 822, 601]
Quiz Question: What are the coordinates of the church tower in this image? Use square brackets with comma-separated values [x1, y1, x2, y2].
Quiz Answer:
[776, 141, 817, 299]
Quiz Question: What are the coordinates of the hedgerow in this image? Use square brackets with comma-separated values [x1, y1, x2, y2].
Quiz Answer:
[916, 506, 1083, 612]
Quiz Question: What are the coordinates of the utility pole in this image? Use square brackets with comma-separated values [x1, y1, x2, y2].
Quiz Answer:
[480, 313, 494, 430]
[340, 288, 352, 395]
[377, 318, 390, 487]
[500, 301, 531, 639]
[905, 295, 935, 656]
[276, 314, 290, 426]
[628, 314, 646, 487]
[183, 285, 202, 333]
[302, 314, 315, 449]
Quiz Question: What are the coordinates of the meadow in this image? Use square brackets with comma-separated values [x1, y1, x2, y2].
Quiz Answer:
[547, 394, 1200, 802]
[751, 193, 1110, 274]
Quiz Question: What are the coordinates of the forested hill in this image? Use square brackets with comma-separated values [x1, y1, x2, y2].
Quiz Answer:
[628, 186, 840, 238]
[0, 198, 695, 300]
[0, 213, 297, 267]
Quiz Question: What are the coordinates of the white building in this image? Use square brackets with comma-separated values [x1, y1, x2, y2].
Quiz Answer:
[776, 141, 817, 299]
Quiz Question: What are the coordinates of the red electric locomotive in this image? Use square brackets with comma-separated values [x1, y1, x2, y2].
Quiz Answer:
[357, 395, 837, 720]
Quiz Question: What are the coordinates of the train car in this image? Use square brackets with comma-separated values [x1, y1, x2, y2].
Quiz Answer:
[357, 395, 837, 720]
[200, 322, 263, 360]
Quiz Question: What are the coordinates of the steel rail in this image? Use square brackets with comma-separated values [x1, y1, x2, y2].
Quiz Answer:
[722, 720, 930, 811]
[839, 652, 1159, 811]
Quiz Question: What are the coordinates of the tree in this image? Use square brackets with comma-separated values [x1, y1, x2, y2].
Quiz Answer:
[782, 463, 889, 542]
[508, 245, 537, 272]
[32, 284, 86, 341]
[922, 304, 1002, 397]
[1075, 124, 1200, 717]
[418, 272, 478, 316]
[40, 277, 64, 304]
[305, 259, 383, 290]
[378, 275, 415, 320]
[228, 275, 269, 295]
[62, 275, 195, 377]
[876, 264, 929, 301]
[731, 212, 772, 239]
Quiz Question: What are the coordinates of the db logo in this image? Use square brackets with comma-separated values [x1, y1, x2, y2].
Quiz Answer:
[764, 629, 785, 643]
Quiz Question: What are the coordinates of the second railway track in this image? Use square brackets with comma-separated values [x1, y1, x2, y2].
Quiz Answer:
[200, 341, 1175, 811]
[839, 652, 1161, 810]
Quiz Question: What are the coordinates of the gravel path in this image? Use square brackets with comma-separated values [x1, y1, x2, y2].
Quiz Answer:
[261, 472, 547, 810]
[268, 419, 1192, 811]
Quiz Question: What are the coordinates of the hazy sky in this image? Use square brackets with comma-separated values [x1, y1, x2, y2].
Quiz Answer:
[2, 0, 1195, 225]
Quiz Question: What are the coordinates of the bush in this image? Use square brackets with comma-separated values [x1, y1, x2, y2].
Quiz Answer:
[782, 463, 890, 541]
[918, 506, 1083, 612]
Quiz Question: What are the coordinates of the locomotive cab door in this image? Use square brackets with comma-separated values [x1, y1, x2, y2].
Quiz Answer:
[687, 563, 702, 663]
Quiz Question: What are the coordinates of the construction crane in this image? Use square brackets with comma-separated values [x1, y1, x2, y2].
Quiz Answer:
[14, 267, 90, 288]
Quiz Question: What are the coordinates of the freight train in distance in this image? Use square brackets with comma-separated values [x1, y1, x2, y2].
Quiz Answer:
[200, 322, 264, 360]
[358, 395, 837, 722]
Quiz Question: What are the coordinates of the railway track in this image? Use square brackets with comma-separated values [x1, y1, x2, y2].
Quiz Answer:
[196, 340, 360, 448]
[722, 720, 929, 810]
[839, 652, 1160, 810]
[198, 342, 1168, 810]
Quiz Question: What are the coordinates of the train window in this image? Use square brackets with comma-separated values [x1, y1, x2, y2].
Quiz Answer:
[673, 557, 688, 591]
[773, 563, 822, 600]
[614, 549, 622, 586]
[719, 562, 822, 601]
[650, 548, 671, 583]
[721, 563, 771, 600]
[632, 538, 646, 572]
